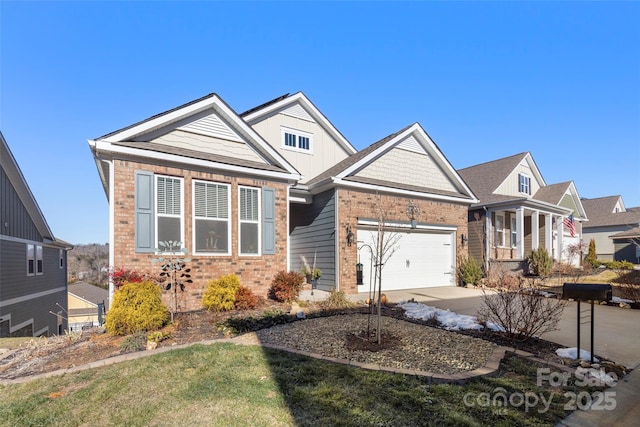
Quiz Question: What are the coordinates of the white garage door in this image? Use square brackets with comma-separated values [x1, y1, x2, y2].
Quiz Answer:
[357, 229, 455, 291]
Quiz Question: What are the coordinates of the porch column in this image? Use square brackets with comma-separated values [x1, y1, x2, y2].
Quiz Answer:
[545, 214, 553, 256]
[516, 207, 525, 259]
[556, 215, 564, 261]
[531, 211, 539, 250]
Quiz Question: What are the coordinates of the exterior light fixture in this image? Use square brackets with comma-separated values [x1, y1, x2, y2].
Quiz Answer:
[406, 200, 420, 229]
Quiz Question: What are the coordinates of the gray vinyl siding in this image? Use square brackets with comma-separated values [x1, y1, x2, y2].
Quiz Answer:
[1, 166, 40, 241]
[0, 240, 68, 337]
[613, 240, 639, 263]
[289, 189, 336, 291]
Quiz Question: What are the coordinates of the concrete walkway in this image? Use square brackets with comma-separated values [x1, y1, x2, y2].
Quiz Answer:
[358, 286, 640, 427]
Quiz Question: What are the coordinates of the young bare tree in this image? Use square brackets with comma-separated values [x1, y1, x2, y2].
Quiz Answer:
[367, 194, 402, 344]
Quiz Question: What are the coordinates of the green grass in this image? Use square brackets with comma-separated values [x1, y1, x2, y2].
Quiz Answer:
[0, 344, 589, 427]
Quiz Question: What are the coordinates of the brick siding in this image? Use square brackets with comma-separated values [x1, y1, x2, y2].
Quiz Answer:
[113, 159, 289, 311]
[335, 188, 469, 294]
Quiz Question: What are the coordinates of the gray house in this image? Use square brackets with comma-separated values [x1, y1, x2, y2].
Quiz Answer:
[581, 196, 640, 262]
[0, 132, 72, 337]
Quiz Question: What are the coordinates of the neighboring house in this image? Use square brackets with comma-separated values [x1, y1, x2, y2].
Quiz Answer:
[89, 92, 477, 310]
[67, 282, 108, 332]
[0, 132, 72, 337]
[581, 196, 640, 262]
[609, 227, 640, 264]
[458, 152, 588, 272]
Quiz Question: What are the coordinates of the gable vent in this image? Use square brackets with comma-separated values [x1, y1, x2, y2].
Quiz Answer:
[178, 113, 243, 142]
[397, 135, 426, 154]
[281, 104, 315, 122]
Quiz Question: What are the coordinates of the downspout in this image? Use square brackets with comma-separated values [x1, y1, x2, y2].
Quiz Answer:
[108, 158, 115, 306]
[483, 206, 490, 273]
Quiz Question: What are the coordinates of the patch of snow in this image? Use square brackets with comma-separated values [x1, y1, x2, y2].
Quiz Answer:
[611, 296, 634, 304]
[555, 347, 599, 362]
[398, 302, 504, 332]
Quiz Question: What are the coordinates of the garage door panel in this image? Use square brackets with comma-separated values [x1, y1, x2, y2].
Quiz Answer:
[357, 229, 454, 291]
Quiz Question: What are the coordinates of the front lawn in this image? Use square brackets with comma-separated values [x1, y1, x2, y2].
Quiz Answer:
[0, 343, 591, 427]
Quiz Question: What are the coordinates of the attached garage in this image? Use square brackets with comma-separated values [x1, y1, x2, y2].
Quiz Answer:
[356, 227, 456, 291]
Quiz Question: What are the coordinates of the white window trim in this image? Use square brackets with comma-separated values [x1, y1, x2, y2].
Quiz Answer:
[27, 244, 35, 276]
[155, 175, 184, 250]
[495, 214, 505, 248]
[281, 127, 313, 154]
[519, 173, 531, 195]
[238, 185, 261, 256]
[511, 217, 517, 248]
[36, 245, 43, 275]
[192, 179, 231, 256]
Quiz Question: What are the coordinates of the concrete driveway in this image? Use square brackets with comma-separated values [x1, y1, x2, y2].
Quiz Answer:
[356, 286, 640, 369]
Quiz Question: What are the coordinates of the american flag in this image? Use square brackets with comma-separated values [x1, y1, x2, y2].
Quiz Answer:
[563, 214, 576, 237]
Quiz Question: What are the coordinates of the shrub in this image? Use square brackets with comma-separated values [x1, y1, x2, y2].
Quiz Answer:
[480, 281, 568, 345]
[604, 260, 634, 270]
[268, 270, 305, 303]
[585, 239, 598, 267]
[203, 274, 241, 312]
[105, 281, 169, 336]
[457, 255, 483, 286]
[527, 247, 553, 277]
[235, 286, 260, 310]
[318, 290, 356, 310]
[217, 309, 292, 335]
[119, 331, 148, 354]
[110, 267, 148, 289]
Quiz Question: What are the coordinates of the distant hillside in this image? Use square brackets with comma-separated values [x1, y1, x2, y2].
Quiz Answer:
[68, 243, 108, 287]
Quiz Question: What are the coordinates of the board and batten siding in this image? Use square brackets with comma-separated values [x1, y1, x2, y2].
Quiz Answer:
[249, 109, 351, 183]
[289, 189, 336, 291]
[495, 163, 542, 197]
[0, 240, 67, 336]
[1, 166, 41, 242]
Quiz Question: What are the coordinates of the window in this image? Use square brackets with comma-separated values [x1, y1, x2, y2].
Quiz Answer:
[495, 214, 505, 247]
[193, 180, 230, 254]
[27, 244, 35, 275]
[156, 175, 183, 247]
[36, 246, 43, 274]
[518, 174, 531, 195]
[239, 186, 260, 255]
[511, 217, 517, 248]
[281, 127, 312, 153]
[298, 136, 310, 150]
[284, 132, 296, 147]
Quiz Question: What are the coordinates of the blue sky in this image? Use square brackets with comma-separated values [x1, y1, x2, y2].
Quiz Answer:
[1, 1, 638, 245]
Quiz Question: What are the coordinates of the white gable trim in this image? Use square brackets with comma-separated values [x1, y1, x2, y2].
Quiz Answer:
[332, 177, 476, 204]
[496, 153, 546, 192]
[89, 140, 301, 182]
[243, 92, 357, 154]
[336, 123, 477, 202]
[99, 94, 299, 177]
[566, 181, 588, 220]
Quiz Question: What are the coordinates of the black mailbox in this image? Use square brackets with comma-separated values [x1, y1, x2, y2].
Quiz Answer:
[562, 283, 612, 302]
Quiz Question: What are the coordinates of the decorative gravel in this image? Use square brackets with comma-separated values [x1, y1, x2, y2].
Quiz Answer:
[251, 314, 497, 375]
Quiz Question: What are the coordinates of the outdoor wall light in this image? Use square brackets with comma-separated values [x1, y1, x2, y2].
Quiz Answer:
[461, 233, 468, 246]
[406, 200, 420, 229]
[346, 226, 355, 246]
